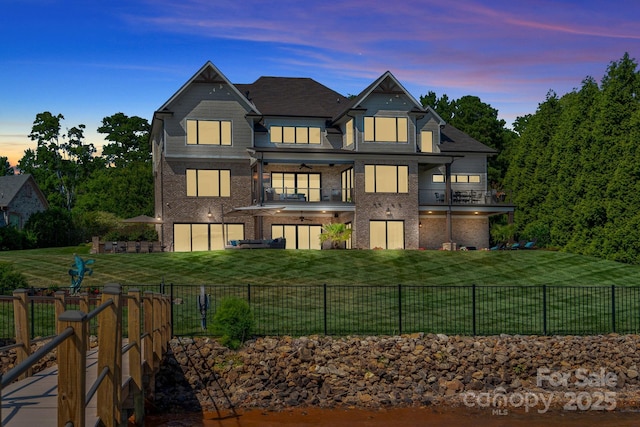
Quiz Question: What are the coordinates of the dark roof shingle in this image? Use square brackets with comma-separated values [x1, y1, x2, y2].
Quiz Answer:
[235, 77, 349, 118]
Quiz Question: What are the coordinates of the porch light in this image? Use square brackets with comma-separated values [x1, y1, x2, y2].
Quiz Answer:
[385, 208, 391, 216]
[419, 222, 423, 228]
[207, 208, 212, 218]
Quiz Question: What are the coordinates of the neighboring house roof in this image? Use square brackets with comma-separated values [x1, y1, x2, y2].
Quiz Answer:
[0, 174, 49, 208]
[439, 124, 498, 154]
[235, 77, 349, 118]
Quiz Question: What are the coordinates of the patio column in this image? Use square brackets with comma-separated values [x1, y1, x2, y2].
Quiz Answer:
[445, 162, 453, 243]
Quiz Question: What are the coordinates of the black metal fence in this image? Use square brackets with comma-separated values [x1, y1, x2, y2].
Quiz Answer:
[2, 284, 640, 340]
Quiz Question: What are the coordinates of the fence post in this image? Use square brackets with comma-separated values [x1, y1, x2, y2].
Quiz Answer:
[79, 292, 90, 352]
[472, 284, 477, 336]
[57, 310, 87, 427]
[611, 285, 616, 333]
[97, 284, 123, 427]
[170, 282, 174, 337]
[398, 284, 402, 336]
[153, 293, 162, 375]
[143, 291, 155, 399]
[247, 283, 251, 305]
[542, 285, 547, 335]
[12, 289, 31, 380]
[160, 293, 168, 354]
[128, 289, 144, 426]
[323, 283, 327, 336]
[54, 290, 66, 335]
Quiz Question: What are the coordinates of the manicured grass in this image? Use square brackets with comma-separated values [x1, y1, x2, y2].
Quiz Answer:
[2, 245, 640, 288]
[2, 247, 640, 337]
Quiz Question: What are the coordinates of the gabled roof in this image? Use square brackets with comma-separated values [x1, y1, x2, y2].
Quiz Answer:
[332, 71, 445, 126]
[155, 61, 259, 115]
[0, 174, 49, 208]
[235, 77, 349, 118]
[439, 125, 497, 154]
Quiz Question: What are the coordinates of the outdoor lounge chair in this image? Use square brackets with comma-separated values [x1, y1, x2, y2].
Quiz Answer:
[523, 240, 537, 249]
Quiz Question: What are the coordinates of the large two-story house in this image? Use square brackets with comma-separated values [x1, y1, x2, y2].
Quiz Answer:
[150, 62, 513, 251]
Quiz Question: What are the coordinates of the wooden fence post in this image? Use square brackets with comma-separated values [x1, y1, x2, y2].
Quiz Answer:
[12, 289, 31, 380]
[143, 291, 154, 398]
[152, 293, 162, 373]
[128, 289, 144, 426]
[54, 291, 66, 335]
[79, 292, 90, 352]
[57, 310, 87, 427]
[97, 284, 123, 427]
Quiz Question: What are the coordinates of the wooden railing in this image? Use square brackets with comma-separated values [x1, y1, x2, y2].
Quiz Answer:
[0, 285, 171, 427]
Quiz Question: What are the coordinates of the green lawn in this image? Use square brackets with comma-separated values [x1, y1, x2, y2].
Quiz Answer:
[2, 244, 640, 288]
[2, 246, 640, 337]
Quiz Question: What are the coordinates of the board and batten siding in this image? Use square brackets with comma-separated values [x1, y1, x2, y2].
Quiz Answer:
[162, 83, 254, 159]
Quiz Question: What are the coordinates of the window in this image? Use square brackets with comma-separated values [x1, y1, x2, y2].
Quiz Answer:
[186, 169, 231, 197]
[174, 223, 244, 252]
[364, 165, 409, 193]
[186, 120, 232, 145]
[272, 224, 322, 249]
[344, 119, 354, 147]
[370, 220, 404, 249]
[270, 126, 321, 144]
[271, 172, 321, 201]
[431, 174, 481, 183]
[364, 117, 408, 142]
[420, 130, 433, 152]
[341, 168, 354, 202]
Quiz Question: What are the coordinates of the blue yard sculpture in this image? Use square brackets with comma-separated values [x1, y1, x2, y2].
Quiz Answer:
[68, 254, 94, 294]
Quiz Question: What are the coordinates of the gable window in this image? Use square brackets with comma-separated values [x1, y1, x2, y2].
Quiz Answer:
[365, 165, 409, 193]
[186, 169, 231, 197]
[344, 119, 354, 147]
[187, 120, 232, 145]
[420, 130, 433, 152]
[271, 172, 321, 201]
[270, 126, 321, 144]
[364, 117, 408, 143]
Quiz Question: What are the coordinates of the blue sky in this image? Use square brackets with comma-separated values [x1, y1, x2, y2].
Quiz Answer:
[2, 0, 639, 166]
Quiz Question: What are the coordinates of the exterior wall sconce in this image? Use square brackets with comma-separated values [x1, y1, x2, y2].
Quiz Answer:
[385, 208, 391, 216]
[207, 208, 212, 218]
[419, 222, 423, 228]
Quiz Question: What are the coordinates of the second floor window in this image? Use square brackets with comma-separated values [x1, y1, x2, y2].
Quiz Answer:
[187, 119, 232, 145]
[186, 169, 231, 197]
[270, 126, 321, 144]
[364, 117, 408, 143]
[432, 174, 481, 183]
[365, 165, 409, 193]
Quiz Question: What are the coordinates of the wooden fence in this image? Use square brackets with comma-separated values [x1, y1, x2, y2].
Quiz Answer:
[0, 284, 171, 427]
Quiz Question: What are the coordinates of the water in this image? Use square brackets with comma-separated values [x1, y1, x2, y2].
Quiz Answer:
[143, 406, 640, 426]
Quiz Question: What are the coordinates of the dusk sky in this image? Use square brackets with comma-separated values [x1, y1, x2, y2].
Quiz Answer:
[2, 0, 639, 166]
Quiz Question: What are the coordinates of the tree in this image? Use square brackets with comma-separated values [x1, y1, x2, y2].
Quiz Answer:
[420, 93, 515, 184]
[0, 157, 13, 176]
[319, 223, 352, 249]
[24, 207, 77, 248]
[19, 112, 100, 211]
[97, 113, 151, 167]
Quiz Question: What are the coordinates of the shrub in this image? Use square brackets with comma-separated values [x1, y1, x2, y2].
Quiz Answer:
[0, 263, 28, 295]
[212, 297, 254, 350]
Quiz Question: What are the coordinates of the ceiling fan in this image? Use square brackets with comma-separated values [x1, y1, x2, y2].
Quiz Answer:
[299, 163, 313, 170]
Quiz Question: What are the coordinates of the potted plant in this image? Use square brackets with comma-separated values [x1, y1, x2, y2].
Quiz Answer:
[319, 223, 353, 249]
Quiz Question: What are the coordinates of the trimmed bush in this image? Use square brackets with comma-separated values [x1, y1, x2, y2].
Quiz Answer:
[0, 263, 28, 295]
[212, 297, 254, 350]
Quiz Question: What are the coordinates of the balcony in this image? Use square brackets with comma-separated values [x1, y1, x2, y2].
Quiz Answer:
[264, 187, 354, 204]
[419, 189, 510, 205]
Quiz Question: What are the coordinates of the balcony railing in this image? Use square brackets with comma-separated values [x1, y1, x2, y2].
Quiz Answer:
[264, 187, 354, 203]
[419, 189, 511, 205]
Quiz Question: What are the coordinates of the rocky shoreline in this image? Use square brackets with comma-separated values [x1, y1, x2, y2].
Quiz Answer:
[153, 334, 640, 414]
